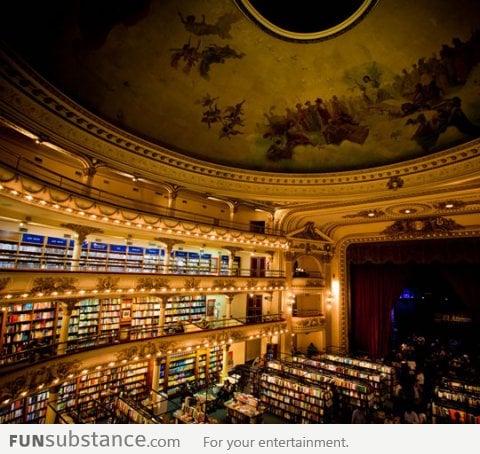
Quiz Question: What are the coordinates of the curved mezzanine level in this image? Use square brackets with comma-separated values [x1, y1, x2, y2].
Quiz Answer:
[0, 133, 322, 422]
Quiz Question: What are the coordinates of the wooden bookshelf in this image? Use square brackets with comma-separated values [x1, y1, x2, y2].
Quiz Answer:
[0, 390, 50, 423]
[293, 354, 391, 408]
[161, 347, 224, 397]
[432, 378, 480, 424]
[165, 295, 206, 325]
[56, 360, 150, 421]
[164, 352, 198, 397]
[114, 396, 159, 423]
[266, 359, 375, 416]
[319, 353, 395, 388]
[1, 301, 59, 361]
[129, 296, 161, 340]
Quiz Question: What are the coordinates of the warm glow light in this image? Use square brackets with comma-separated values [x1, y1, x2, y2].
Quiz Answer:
[332, 278, 340, 300]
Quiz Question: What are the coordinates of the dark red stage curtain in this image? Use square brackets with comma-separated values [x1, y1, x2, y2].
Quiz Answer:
[350, 263, 409, 359]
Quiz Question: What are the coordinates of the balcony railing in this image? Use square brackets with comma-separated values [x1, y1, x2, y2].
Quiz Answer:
[0, 252, 286, 277]
[0, 154, 284, 236]
[0, 314, 285, 371]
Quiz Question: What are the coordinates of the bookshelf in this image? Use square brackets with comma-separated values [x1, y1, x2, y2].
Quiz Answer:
[319, 353, 395, 389]
[432, 378, 480, 424]
[165, 295, 206, 325]
[259, 372, 333, 423]
[0, 231, 74, 270]
[266, 360, 375, 416]
[68, 299, 100, 349]
[130, 296, 161, 340]
[0, 229, 20, 269]
[17, 233, 44, 268]
[25, 390, 50, 423]
[127, 246, 144, 272]
[208, 346, 223, 385]
[43, 237, 74, 270]
[108, 244, 127, 272]
[293, 354, 391, 407]
[165, 351, 198, 397]
[114, 396, 158, 423]
[1, 301, 59, 361]
[162, 347, 223, 397]
[55, 359, 150, 422]
[81, 241, 108, 271]
[99, 298, 121, 341]
[0, 389, 50, 424]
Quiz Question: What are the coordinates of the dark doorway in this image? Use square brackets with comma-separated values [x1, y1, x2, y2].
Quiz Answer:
[247, 294, 263, 323]
[250, 256, 266, 277]
[250, 221, 265, 234]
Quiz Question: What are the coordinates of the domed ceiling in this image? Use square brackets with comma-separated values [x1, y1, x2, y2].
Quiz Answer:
[1, 0, 480, 173]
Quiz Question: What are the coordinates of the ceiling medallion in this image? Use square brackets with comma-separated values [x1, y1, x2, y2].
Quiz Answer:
[233, 0, 378, 42]
[386, 204, 430, 216]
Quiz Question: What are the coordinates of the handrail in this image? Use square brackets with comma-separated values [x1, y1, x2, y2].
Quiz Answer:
[0, 314, 286, 371]
[292, 309, 324, 317]
[0, 251, 286, 277]
[0, 154, 284, 236]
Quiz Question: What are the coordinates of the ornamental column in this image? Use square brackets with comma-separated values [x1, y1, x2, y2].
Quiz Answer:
[57, 300, 78, 356]
[222, 246, 242, 276]
[155, 238, 184, 274]
[61, 224, 103, 271]
[220, 344, 229, 383]
[224, 294, 233, 319]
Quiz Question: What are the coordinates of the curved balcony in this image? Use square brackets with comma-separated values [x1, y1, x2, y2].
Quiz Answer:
[0, 151, 285, 237]
[0, 267, 286, 304]
[0, 313, 286, 371]
[291, 270, 324, 289]
[0, 315, 287, 402]
[291, 310, 326, 334]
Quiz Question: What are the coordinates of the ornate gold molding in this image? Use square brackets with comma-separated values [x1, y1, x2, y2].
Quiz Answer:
[31, 277, 78, 294]
[291, 315, 326, 333]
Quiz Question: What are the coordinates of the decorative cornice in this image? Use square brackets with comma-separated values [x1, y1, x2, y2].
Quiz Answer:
[136, 277, 170, 291]
[382, 216, 463, 237]
[61, 223, 103, 241]
[154, 238, 184, 249]
[184, 277, 200, 289]
[291, 315, 326, 333]
[213, 278, 238, 288]
[0, 360, 82, 401]
[96, 276, 120, 291]
[1, 49, 479, 199]
[31, 277, 78, 294]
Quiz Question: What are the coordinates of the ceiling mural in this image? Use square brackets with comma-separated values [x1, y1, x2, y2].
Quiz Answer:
[1, 0, 480, 173]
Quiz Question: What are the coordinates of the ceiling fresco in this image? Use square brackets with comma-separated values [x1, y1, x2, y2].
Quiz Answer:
[1, 0, 480, 173]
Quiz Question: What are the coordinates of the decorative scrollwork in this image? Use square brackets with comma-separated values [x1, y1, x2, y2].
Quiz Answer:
[136, 277, 170, 290]
[267, 279, 285, 288]
[184, 277, 199, 289]
[213, 279, 237, 288]
[246, 279, 258, 288]
[31, 277, 78, 294]
[0, 277, 11, 291]
[383, 216, 463, 237]
[96, 276, 119, 291]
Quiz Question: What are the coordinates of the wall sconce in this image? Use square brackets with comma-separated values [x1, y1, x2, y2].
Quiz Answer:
[325, 291, 335, 310]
